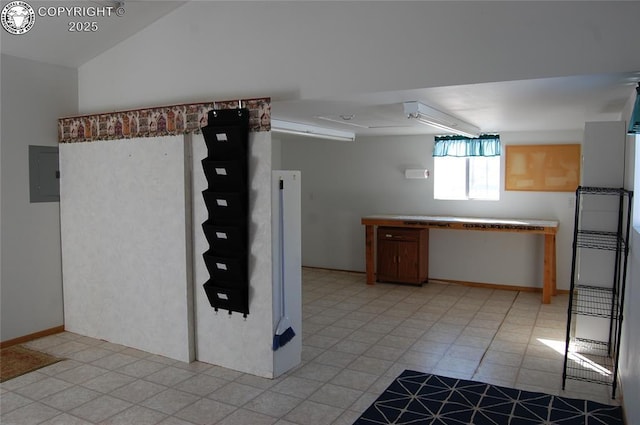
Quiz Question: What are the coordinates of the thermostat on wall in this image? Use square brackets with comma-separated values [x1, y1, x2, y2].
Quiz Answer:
[405, 169, 430, 179]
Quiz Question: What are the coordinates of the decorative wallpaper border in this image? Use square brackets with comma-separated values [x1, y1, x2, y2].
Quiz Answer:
[58, 98, 271, 143]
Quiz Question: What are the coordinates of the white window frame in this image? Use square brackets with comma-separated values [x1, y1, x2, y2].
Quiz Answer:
[434, 155, 500, 201]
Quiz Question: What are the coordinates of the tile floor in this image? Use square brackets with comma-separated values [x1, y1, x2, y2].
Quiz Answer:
[1, 268, 620, 425]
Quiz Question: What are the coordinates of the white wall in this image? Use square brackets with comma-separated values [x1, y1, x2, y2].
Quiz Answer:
[582, 122, 626, 187]
[1, 55, 77, 342]
[618, 87, 639, 423]
[622, 196, 639, 423]
[573, 121, 627, 343]
[281, 130, 581, 290]
[73, 0, 640, 292]
[60, 136, 194, 362]
[78, 2, 640, 113]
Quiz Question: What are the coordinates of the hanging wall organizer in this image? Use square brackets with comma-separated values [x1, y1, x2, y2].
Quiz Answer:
[200, 108, 250, 317]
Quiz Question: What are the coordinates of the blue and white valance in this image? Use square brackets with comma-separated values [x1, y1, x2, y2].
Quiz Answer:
[433, 134, 501, 157]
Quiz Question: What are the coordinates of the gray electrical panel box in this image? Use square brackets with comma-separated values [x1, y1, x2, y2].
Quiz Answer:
[29, 145, 60, 203]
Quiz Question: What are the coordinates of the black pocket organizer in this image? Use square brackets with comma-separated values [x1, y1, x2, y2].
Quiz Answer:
[201, 125, 248, 159]
[200, 108, 250, 317]
[201, 160, 247, 191]
[202, 222, 247, 253]
[203, 252, 246, 282]
[201, 191, 247, 221]
[202, 282, 248, 315]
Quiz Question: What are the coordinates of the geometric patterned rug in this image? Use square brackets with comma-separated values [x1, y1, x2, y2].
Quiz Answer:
[354, 370, 624, 425]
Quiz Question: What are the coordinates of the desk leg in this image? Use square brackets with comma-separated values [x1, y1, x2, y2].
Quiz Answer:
[543, 233, 556, 304]
[365, 225, 375, 285]
[552, 234, 557, 295]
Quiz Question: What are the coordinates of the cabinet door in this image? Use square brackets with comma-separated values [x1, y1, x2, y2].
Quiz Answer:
[396, 240, 418, 282]
[377, 239, 397, 281]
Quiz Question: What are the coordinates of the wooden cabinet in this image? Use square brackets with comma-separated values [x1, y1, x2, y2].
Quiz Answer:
[376, 227, 428, 285]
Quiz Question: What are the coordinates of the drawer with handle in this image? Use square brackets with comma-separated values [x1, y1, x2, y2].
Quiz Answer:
[377, 227, 420, 241]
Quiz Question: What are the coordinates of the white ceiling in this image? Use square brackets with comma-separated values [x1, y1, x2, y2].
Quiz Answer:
[2, 1, 638, 137]
[272, 73, 640, 138]
[0, 1, 185, 68]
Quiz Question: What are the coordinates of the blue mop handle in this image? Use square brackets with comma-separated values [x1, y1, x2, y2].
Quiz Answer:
[279, 178, 286, 318]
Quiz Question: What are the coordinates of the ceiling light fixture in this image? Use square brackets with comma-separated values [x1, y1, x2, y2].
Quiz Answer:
[403, 101, 481, 138]
[316, 116, 371, 129]
[271, 119, 356, 142]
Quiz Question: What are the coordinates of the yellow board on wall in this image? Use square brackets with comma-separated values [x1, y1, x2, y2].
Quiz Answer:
[505, 144, 581, 192]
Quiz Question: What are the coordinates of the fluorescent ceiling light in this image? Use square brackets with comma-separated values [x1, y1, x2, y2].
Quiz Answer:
[271, 119, 356, 142]
[403, 101, 480, 138]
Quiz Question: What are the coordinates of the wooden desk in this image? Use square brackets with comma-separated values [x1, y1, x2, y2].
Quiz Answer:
[361, 215, 559, 304]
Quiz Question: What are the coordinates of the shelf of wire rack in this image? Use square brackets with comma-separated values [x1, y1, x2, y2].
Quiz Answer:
[577, 186, 630, 196]
[575, 230, 622, 251]
[564, 338, 614, 385]
[571, 285, 617, 318]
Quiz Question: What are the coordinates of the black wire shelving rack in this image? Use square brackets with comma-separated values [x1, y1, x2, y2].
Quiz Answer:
[562, 186, 633, 398]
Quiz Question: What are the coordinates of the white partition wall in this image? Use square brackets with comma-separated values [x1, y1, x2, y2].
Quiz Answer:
[193, 131, 289, 377]
[58, 101, 297, 376]
[60, 136, 194, 362]
[582, 122, 626, 187]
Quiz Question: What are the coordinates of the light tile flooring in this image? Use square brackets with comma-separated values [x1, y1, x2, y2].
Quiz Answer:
[1, 268, 619, 425]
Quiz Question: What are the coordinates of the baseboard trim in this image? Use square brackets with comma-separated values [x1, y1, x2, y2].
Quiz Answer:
[303, 265, 364, 275]
[430, 278, 570, 295]
[0, 325, 65, 349]
[616, 370, 628, 423]
[301, 266, 569, 295]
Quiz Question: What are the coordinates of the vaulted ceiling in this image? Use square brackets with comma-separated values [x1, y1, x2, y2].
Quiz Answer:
[2, 1, 638, 137]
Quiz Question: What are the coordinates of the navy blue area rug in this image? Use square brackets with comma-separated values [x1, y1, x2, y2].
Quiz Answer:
[354, 370, 623, 425]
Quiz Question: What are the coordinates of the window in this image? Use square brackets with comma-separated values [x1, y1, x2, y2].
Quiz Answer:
[433, 135, 501, 200]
